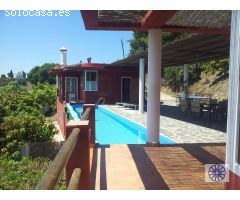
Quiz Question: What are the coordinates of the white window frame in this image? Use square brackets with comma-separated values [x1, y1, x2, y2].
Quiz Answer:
[84, 70, 98, 92]
[65, 77, 78, 100]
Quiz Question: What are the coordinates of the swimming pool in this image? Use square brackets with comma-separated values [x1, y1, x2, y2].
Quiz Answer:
[67, 103, 175, 144]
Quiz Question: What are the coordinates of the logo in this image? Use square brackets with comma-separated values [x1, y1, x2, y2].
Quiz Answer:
[205, 164, 229, 182]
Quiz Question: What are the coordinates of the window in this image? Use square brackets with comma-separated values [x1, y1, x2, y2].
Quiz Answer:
[85, 71, 98, 91]
[65, 77, 78, 100]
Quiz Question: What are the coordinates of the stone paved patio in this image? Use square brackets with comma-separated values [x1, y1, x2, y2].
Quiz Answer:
[101, 103, 226, 143]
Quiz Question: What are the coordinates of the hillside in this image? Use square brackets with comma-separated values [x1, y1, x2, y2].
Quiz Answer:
[161, 72, 229, 101]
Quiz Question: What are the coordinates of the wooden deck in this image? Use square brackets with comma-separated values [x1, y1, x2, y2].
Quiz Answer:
[90, 143, 225, 190]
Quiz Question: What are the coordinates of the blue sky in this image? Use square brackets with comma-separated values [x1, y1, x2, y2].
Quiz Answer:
[0, 10, 133, 75]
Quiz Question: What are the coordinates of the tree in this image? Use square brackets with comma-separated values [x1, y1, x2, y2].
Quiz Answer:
[7, 70, 14, 79]
[0, 74, 11, 87]
[128, 32, 148, 56]
[22, 71, 26, 79]
[1, 74, 6, 79]
[128, 32, 192, 56]
[28, 63, 56, 84]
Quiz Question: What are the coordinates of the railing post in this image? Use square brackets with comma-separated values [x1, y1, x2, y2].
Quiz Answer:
[83, 104, 95, 144]
[65, 121, 90, 189]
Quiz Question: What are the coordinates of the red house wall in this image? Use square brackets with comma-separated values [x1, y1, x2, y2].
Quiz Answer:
[225, 170, 240, 189]
[57, 67, 138, 104]
[83, 68, 138, 103]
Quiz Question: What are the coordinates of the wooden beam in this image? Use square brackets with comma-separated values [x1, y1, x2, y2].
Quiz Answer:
[141, 10, 176, 28]
[81, 10, 99, 30]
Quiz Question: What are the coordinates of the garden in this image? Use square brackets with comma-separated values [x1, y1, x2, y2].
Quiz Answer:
[0, 64, 65, 189]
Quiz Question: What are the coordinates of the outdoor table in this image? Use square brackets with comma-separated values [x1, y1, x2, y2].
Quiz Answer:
[176, 95, 210, 105]
[177, 95, 210, 100]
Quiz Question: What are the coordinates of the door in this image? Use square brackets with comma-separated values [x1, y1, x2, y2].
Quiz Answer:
[122, 77, 131, 102]
[65, 77, 78, 101]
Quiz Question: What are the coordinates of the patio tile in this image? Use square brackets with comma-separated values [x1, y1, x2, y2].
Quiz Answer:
[90, 144, 225, 190]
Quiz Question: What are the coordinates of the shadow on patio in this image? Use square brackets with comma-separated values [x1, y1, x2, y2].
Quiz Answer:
[159, 104, 227, 132]
[90, 143, 225, 190]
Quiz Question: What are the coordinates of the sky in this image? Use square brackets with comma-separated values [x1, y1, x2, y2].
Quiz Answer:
[0, 10, 133, 75]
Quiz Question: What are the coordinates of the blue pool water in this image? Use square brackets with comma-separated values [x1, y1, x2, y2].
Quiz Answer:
[67, 104, 175, 144]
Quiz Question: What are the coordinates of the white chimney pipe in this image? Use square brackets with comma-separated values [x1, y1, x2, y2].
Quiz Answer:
[60, 47, 67, 66]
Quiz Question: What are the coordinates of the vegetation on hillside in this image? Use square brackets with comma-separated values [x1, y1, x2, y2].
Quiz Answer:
[0, 156, 65, 189]
[128, 32, 229, 95]
[0, 63, 61, 189]
[28, 63, 57, 84]
[0, 81, 57, 157]
[162, 59, 229, 92]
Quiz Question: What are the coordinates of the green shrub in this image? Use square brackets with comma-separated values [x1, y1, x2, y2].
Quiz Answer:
[32, 83, 56, 115]
[201, 59, 229, 76]
[0, 113, 57, 155]
[0, 81, 57, 156]
[164, 67, 183, 92]
[0, 156, 66, 189]
[163, 65, 202, 92]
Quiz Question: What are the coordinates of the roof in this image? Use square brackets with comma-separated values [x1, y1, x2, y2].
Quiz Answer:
[81, 10, 231, 34]
[107, 34, 230, 68]
[49, 63, 106, 74]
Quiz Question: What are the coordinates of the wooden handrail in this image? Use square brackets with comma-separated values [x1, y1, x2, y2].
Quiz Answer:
[81, 107, 91, 120]
[35, 128, 80, 190]
[67, 168, 82, 190]
[35, 106, 93, 190]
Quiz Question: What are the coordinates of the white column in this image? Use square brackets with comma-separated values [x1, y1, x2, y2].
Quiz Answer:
[139, 58, 145, 113]
[183, 64, 189, 99]
[147, 29, 162, 144]
[226, 10, 240, 176]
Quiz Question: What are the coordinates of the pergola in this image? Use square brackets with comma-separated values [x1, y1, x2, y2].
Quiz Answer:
[107, 34, 230, 68]
[81, 10, 240, 189]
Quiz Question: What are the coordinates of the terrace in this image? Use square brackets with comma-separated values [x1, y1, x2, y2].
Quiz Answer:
[36, 10, 240, 190]
[37, 102, 226, 190]
[91, 143, 225, 189]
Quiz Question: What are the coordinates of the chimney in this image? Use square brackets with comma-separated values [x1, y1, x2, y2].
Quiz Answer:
[87, 57, 92, 64]
[60, 47, 67, 66]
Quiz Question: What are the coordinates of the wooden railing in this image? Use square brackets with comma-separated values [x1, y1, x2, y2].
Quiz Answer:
[35, 105, 95, 190]
[68, 168, 82, 190]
